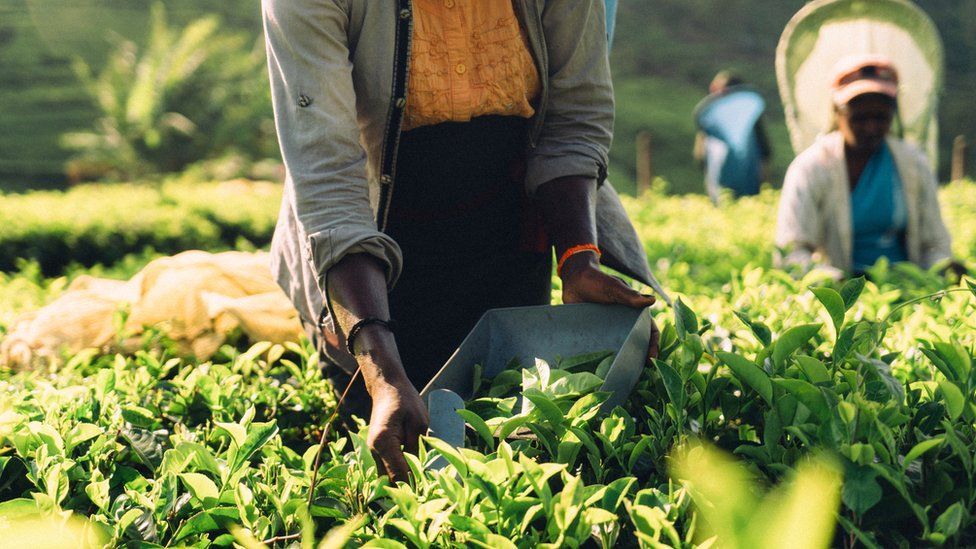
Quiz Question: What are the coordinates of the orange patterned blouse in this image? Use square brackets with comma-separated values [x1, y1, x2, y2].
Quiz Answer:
[402, 0, 542, 131]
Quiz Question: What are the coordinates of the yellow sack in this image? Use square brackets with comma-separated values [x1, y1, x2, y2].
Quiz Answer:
[1, 251, 303, 369]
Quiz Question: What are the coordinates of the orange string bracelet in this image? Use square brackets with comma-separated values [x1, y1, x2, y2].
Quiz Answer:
[556, 244, 601, 277]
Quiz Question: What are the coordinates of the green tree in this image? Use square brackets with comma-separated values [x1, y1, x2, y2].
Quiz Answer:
[61, 2, 274, 180]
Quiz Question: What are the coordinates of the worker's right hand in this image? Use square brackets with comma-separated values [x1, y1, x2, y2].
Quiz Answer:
[366, 377, 429, 483]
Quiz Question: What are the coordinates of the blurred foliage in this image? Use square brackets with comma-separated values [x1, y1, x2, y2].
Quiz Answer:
[60, 3, 275, 180]
[0, 178, 280, 277]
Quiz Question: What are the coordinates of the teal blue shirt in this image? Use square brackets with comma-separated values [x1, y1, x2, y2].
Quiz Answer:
[850, 142, 908, 271]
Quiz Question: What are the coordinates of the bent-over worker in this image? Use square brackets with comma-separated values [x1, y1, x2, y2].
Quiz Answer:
[262, 0, 659, 482]
[775, 54, 962, 278]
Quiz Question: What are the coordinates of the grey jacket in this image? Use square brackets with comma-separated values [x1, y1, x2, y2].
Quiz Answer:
[263, 0, 666, 330]
[776, 132, 952, 273]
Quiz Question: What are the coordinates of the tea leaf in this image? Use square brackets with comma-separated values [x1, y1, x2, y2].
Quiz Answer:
[717, 352, 773, 405]
[734, 310, 772, 347]
[120, 426, 164, 470]
[903, 437, 945, 470]
[840, 277, 866, 310]
[181, 473, 220, 507]
[938, 381, 965, 421]
[933, 501, 964, 538]
[674, 298, 699, 340]
[231, 421, 279, 472]
[842, 464, 882, 515]
[810, 286, 845, 336]
[522, 389, 565, 428]
[653, 360, 685, 410]
[795, 355, 831, 384]
[773, 324, 822, 366]
[774, 379, 829, 421]
[173, 507, 241, 542]
[456, 409, 495, 451]
[214, 421, 247, 448]
[423, 436, 468, 477]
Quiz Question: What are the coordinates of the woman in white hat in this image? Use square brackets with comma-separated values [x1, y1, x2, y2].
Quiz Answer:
[775, 54, 960, 277]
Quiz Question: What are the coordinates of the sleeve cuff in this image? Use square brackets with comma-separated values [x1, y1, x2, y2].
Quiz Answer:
[306, 226, 403, 294]
[524, 147, 607, 195]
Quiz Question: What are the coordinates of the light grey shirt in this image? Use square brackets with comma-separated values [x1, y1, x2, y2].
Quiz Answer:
[776, 132, 952, 273]
[263, 0, 664, 331]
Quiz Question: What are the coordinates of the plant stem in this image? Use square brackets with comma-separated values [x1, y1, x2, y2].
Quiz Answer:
[307, 366, 362, 509]
[262, 532, 302, 544]
[881, 288, 973, 326]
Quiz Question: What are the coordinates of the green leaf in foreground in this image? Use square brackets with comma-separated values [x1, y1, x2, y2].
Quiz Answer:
[903, 437, 945, 470]
[842, 464, 882, 515]
[120, 426, 164, 469]
[653, 360, 686, 410]
[717, 351, 773, 405]
[230, 421, 279, 472]
[456, 409, 495, 450]
[674, 298, 698, 340]
[774, 379, 829, 421]
[734, 310, 772, 347]
[773, 324, 822, 366]
[810, 286, 845, 336]
[181, 473, 220, 508]
[840, 277, 866, 310]
[933, 501, 965, 538]
[795, 355, 831, 384]
[671, 441, 841, 549]
[938, 381, 965, 421]
[173, 507, 241, 542]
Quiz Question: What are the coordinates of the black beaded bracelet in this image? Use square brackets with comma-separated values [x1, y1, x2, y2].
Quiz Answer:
[345, 317, 396, 355]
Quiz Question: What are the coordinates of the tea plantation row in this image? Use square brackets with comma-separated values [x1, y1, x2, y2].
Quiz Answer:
[0, 180, 974, 547]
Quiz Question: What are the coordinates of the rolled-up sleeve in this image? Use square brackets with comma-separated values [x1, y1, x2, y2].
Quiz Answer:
[263, 0, 402, 293]
[524, 0, 614, 194]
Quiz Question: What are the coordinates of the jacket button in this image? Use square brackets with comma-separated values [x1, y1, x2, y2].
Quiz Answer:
[380, 174, 393, 185]
[395, 97, 406, 108]
[298, 94, 312, 107]
[399, 8, 411, 19]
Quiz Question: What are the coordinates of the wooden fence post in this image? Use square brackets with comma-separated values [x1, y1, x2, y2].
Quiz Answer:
[636, 131, 653, 194]
[951, 135, 968, 182]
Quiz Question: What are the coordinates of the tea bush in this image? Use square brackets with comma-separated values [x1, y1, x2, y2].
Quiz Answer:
[0, 179, 280, 276]
[0, 180, 974, 547]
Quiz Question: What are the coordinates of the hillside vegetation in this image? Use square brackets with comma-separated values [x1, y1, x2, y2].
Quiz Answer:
[1, 0, 974, 193]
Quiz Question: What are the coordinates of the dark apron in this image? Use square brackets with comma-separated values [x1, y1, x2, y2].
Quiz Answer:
[327, 115, 552, 418]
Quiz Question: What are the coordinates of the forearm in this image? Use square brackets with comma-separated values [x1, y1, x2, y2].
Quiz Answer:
[326, 253, 410, 395]
[536, 176, 598, 255]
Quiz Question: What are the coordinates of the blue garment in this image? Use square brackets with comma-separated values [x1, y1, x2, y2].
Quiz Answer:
[694, 88, 766, 198]
[605, 0, 618, 46]
[850, 142, 908, 271]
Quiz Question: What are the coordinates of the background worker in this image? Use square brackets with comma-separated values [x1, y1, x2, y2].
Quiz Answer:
[775, 54, 961, 277]
[263, 1, 658, 482]
[693, 71, 773, 204]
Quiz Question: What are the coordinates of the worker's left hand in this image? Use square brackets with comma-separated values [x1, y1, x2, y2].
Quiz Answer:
[941, 260, 969, 280]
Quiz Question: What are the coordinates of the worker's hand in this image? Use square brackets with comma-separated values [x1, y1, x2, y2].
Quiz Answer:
[561, 253, 660, 361]
[366, 377, 429, 483]
[941, 260, 969, 281]
[561, 253, 656, 309]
